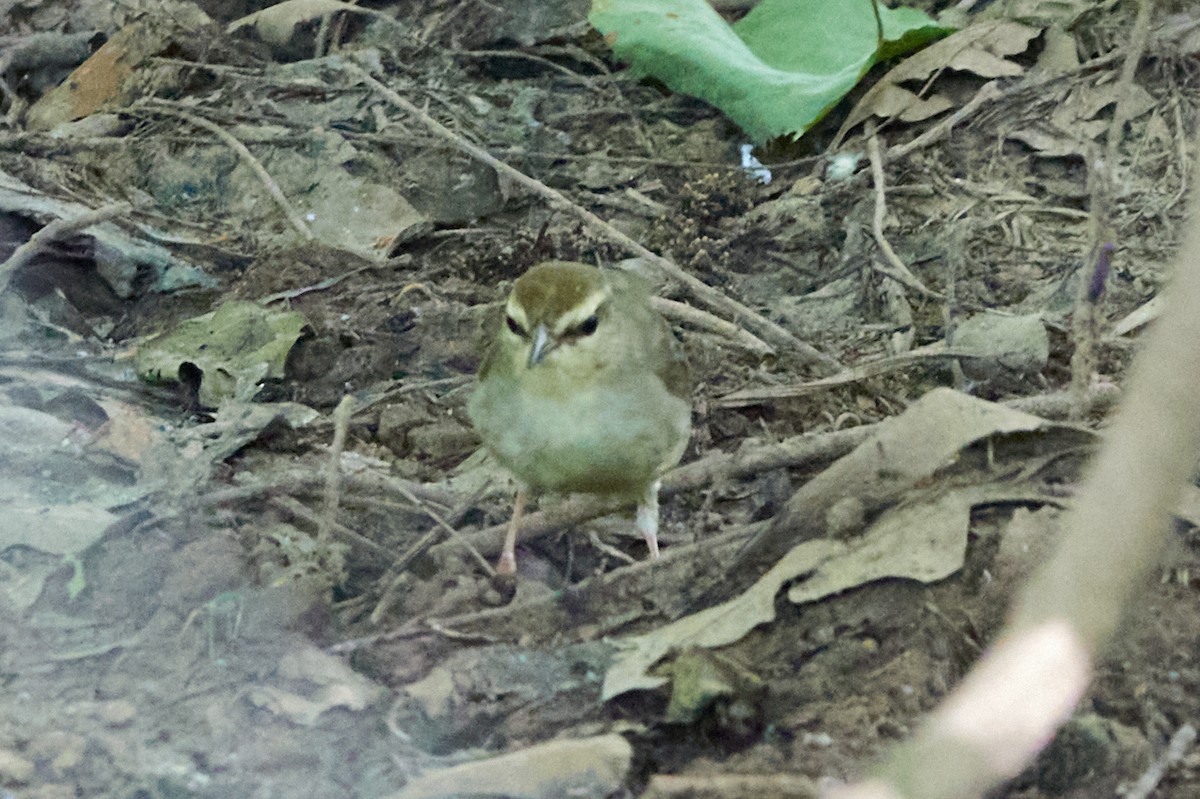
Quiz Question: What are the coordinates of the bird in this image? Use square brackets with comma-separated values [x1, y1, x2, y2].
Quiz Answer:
[467, 261, 692, 580]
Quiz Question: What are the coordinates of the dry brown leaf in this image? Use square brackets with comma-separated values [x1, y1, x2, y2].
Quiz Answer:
[247, 645, 381, 725]
[834, 20, 1040, 145]
[866, 84, 955, 123]
[386, 735, 632, 799]
[227, 0, 385, 47]
[989, 0, 1113, 27]
[603, 389, 1090, 701]
[91, 400, 161, 465]
[1008, 80, 1156, 157]
[25, 10, 212, 131]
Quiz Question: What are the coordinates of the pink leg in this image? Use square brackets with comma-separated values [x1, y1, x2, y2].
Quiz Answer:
[497, 488, 527, 576]
[636, 480, 662, 559]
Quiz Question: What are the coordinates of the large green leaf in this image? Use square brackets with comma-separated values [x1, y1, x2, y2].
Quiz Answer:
[590, 0, 952, 142]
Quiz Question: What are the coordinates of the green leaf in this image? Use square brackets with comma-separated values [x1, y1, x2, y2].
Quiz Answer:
[135, 301, 309, 408]
[590, 0, 952, 142]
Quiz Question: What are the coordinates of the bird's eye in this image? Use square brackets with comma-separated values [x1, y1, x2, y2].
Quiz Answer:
[576, 314, 599, 336]
[505, 315, 525, 336]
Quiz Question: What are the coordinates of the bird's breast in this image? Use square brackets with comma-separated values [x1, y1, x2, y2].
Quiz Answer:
[468, 374, 690, 497]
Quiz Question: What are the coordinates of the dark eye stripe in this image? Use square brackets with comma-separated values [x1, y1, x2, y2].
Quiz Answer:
[506, 315, 525, 336]
[575, 314, 599, 336]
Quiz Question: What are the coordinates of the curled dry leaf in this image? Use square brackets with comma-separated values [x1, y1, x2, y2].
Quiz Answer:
[227, 0, 387, 47]
[834, 20, 1040, 145]
[603, 389, 1093, 701]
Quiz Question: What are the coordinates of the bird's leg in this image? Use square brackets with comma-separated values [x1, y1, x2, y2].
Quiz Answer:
[636, 480, 662, 559]
[497, 488, 527, 576]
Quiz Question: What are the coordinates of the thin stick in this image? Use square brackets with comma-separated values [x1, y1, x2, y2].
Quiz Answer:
[588, 530, 637, 565]
[370, 485, 494, 624]
[1104, 0, 1155, 182]
[888, 81, 1002, 163]
[436, 382, 1118, 564]
[0, 202, 132, 293]
[435, 427, 873, 561]
[944, 225, 968, 391]
[651, 296, 774, 356]
[343, 62, 840, 371]
[362, 524, 760, 653]
[714, 344, 982, 407]
[257, 263, 374, 305]
[319, 396, 354, 541]
[1125, 723, 1197, 799]
[866, 131, 942, 299]
[1070, 145, 1113, 419]
[148, 106, 314, 240]
[642, 774, 819, 799]
[393, 483, 494, 575]
[271, 495, 387, 555]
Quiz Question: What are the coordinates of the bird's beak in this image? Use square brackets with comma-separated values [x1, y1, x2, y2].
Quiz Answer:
[527, 324, 554, 367]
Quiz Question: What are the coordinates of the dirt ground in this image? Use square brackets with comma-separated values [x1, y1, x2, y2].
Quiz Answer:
[3, 1, 1200, 797]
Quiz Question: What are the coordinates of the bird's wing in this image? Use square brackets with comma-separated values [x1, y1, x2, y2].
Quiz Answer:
[652, 313, 691, 401]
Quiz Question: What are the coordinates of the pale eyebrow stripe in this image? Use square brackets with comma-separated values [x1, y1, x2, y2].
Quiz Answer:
[505, 297, 530, 327]
[555, 287, 610, 333]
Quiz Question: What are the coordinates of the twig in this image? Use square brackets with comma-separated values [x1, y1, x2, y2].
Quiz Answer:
[441, 493, 627, 561]
[1104, 0, 1155, 185]
[887, 81, 1002, 163]
[257, 263, 374, 305]
[436, 380, 1118, 563]
[419, 524, 759, 643]
[393, 483, 494, 574]
[319, 396, 355, 540]
[944, 225, 968, 391]
[866, 131, 942, 299]
[370, 483, 495, 625]
[714, 344, 982, 407]
[1004, 384, 1120, 418]
[588, 529, 636, 565]
[0, 202, 132, 293]
[332, 382, 1117, 657]
[192, 468, 460, 512]
[271, 495, 387, 555]
[424, 618, 501, 643]
[464, 49, 600, 87]
[642, 774, 819, 799]
[147, 106, 313, 240]
[342, 61, 841, 371]
[1124, 722, 1196, 799]
[1072, 0, 1150, 411]
[651, 296, 774, 357]
[1070, 144, 1113, 420]
[433, 426, 874, 562]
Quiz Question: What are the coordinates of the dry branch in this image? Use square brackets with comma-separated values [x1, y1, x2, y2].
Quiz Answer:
[887, 81, 1002, 163]
[148, 106, 314, 240]
[867, 131, 941, 299]
[434, 425, 875, 562]
[342, 61, 841, 371]
[0, 201, 132, 293]
[652, 296, 775, 356]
